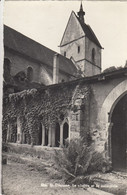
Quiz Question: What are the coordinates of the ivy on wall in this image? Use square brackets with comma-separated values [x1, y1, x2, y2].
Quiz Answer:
[3, 81, 91, 144]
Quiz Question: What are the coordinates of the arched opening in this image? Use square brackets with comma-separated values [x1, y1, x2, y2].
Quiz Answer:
[14, 121, 17, 143]
[45, 127, 48, 146]
[4, 58, 11, 81]
[92, 48, 95, 63]
[27, 67, 33, 82]
[111, 94, 127, 171]
[63, 122, 69, 145]
[38, 123, 42, 145]
[24, 133, 27, 144]
[55, 123, 60, 147]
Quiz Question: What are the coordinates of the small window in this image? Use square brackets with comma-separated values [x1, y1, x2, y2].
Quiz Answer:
[27, 67, 33, 82]
[78, 46, 80, 53]
[64, 52, 66, 57]
[92, 48, 95, 63]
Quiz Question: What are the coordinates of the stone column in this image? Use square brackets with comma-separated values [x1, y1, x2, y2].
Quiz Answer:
[22, 131, 25, 144]
[51, 125, 56, 147]
[48, 125, 52, 147]
[42, 124, 45, 146]
[107, 122, 113, 159]
[53, 53, 59, 84]
[7, 123, 10, 142]
[60, 124, 63, 147]
[17, 117, 22, 144]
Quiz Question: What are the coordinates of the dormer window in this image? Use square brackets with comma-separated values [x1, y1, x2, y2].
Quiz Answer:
[92, 48, 95, 63]
[78, 46, 80, 53]
[64, 51, 66, 57]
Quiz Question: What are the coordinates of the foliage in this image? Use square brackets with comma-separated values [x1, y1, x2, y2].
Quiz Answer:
[103, 66, 117, 73]
[2, 142, 8, 152]
[54, 138, 111, 184]
[103, 66, 123, 73]
[3, 82, 90, 144]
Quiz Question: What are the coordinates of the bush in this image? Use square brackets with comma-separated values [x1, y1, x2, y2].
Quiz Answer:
[2, 142, 8, 152]
[54, 138, 111, 184]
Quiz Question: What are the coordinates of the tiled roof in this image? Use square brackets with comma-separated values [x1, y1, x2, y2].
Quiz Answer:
[4, 25, 77, 76]
[77, 17, 102, 49]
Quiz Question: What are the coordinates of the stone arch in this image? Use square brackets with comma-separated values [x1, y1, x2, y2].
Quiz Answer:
[98, 80, 127, 126]
[45, 127, 48, 146]
[97, 79, 127, 161]
[55, 122, 60, 147]
[110, 94, 127, 171]
[38, 122, 42, 145]
[63, 122, 69, 145]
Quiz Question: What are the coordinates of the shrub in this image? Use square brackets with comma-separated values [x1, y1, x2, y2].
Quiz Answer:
[54, 138, 111, 184]
[2, 142, 8, 152]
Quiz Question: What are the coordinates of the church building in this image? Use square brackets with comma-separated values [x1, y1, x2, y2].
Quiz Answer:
[4, 3, 102, 95]
[3, 3, 127, 172]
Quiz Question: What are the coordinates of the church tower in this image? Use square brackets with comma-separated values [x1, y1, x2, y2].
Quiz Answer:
[60, 3, 102, 76]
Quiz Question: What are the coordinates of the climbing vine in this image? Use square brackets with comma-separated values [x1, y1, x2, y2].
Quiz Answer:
[3, 81, 90, 144]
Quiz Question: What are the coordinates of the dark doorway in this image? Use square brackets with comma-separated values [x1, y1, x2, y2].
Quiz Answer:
[55, 123, 60, 147]
[63, 122, 69, 145]
[111, 94, 127, 171]
[38, 123, 42, 145]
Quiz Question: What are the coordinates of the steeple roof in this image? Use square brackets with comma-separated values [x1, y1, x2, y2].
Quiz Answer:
[77, 2, 85, 23]
[77, 16, 103, 49]
[77, 3, 102, 49]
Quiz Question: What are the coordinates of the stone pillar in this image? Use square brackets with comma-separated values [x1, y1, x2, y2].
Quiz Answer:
[108, 122, 113, 159]
[60, 124, 63, 147]
[22, 131, 25, 144]
[48, 125, 52, 147]
[51, 125, 56, 147]
[17, 117, 22, 144]
[42, 124, 45, 146]
[7, 123, 10, 142]
[53, 53, 59, 84]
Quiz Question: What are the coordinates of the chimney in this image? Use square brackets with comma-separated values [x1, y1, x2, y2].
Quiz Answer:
[53, 53, 59, 84]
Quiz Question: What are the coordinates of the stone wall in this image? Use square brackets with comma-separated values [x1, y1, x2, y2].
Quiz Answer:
[3, 71, 127, 153]
[4, 49, 72, 86]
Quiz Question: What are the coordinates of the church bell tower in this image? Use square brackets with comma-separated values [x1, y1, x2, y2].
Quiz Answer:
[60, 3, 102, 77]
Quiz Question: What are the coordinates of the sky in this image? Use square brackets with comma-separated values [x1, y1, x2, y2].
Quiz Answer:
[3, 1, 127, 70]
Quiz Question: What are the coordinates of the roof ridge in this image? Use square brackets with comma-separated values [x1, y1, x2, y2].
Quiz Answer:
[4, 25, 77, 76]
[75, 16, 102, 49]
[4, 25, 59, 55]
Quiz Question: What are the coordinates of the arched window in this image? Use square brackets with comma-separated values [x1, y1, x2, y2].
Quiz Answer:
[55, 123, 60, 147]
[63, 122, 69, 145]
[27, 67, 33, 82]
[92, 48, 95, 63]
[38, 123, 42, 145]
[4, 58, 11, 81]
